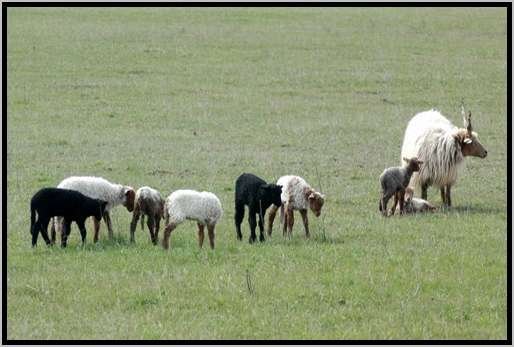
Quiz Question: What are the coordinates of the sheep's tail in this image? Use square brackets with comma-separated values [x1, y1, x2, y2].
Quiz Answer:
[140, 214, 145, 231]
[30, 204, 36, 234]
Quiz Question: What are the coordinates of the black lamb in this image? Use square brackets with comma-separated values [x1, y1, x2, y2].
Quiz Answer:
[30, 187, 108, 247]
[234, 173, 283, 243]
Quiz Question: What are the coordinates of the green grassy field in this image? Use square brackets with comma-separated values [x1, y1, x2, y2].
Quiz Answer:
[6, 7, 508, 340]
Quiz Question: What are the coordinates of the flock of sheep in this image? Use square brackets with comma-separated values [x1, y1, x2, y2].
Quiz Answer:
[29, 105, 487, 248]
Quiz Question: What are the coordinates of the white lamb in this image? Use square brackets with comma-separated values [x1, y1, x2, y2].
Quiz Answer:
[162, 189, 223, 250]
[52, 176, 135, 243]
[267, 175, 325, 238]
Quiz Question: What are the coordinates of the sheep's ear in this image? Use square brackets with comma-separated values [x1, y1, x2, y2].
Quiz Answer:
[463, 138, 473, 144]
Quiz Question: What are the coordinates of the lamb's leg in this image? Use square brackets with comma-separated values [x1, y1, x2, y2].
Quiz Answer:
[381, 192, 393, 217]
[258, 213, 265, 242]
[31, 219, 40, 247]
[197, 223, 205, 248]
[207, 223, 215, 249]
[390, 193, 399, 216]
[445, 185, 452, 207]
[76, 220, 87, 246]
[50, 217, 56, 245]
[129, 210, 140, 243]
[154, 216, 161, 245]
[287, 209, 294, 236]
[398, 191, 405, 215]
[103, 211, 114, 240]
[162, 222, 176, 250]
[248, 213, 257, 244]
[93, 217, 101, 243]
[299, 209, 310, 238]
[421, 183, 429, 200]
[267, 205, 278, 236]
[146, 216, 155, 244]
[234, 201, 245, 241]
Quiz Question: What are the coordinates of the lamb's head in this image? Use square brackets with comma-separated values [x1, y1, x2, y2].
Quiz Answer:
[122, 186, 136, 212]
[453, 109, 487, 158]
[402, 157, 423, 172]
[259, 184, 283, 207]
[305, 188, 325, 217]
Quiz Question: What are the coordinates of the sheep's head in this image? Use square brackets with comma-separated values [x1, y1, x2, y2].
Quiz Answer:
[123, 187, 136, 212]
[402, 157, 423, 172]
[259, 184, 283, 207]
[453, 108, 487, 158]
[306, 189, 325, 217]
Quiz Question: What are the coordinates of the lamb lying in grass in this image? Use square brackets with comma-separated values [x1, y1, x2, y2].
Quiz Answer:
[30, 187, 107, 247]
[393, 187, 437, 214]
[130, 186, 165, 244]
[162, 189, 222, 250]
[268, 175, 325, 238]
[379, 157, 423, 216]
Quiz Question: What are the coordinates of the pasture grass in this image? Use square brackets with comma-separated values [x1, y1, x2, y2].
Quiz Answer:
[6, 7, 508, 340]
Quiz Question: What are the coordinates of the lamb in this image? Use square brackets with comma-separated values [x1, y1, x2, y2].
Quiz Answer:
[379, 157, 423, 216]
[162, 189, 222, 250]
[30, 187, 107, 247]
[400, 107, 487, 207]
[52, 176, 135, 243]
[394, 187, 437, 214]
[234, 173, 283, 243]
[129, 186, 165, 245]
[267, 175, 325, 238]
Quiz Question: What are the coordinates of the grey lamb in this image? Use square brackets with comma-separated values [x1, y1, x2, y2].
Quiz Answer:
[379, 157, 423, 216]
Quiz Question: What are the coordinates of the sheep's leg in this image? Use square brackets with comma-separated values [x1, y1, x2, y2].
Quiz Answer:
[248, 213, 257, 244]
[234, 202, 244, 241]
[207, 224, 215, 249]
[440, 187, 446, 206]
[267, 205, 278, 236]
[197, 223, 205, 248]
[129, 211, 140, 243]
[282, 206, 288, 237]
[103, 211, 114, 240]
[76, 220, 87, 246]
[50, 218, 56, 245]
[146, 217, 155, 244]
[287, 209, 294, 236]
[93, 217, 101, 243]
[61, 220, 72, 248]
[299, 209, 310, 238]
[31, 219, 41, 247]
[258, 213, 265, 242]
[445, 185, 452, 207]
[154, 216, 161, 245]
[390, 193, 399, 216]
[162, 223, 176, 250]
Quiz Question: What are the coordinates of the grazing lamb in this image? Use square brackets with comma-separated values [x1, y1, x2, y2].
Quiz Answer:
[162, 189, 222, 250]
[268, 175, 325, 238]
[394, 187, 437, 214]
[52, 176, 135, 243]
[130, 186, 165, 244]
[379, 157, 423, 216]
[234, 173, 283, 243]
[400, 106, 487, 207]
[30, 188, 107, 247]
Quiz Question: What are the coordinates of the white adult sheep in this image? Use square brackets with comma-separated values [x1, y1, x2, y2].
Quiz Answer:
[130, 186, 164, 245]
[162, 189, 222, 250]
[52, 176, 135, 243]
[400, 106, 487, 207]
[267, 175, 325, 238]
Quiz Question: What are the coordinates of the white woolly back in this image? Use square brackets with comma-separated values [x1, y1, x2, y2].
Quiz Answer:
[400, 110, 465, 189]
[165, 189, 222, 225]
[136, 186, 162, 205]
[57, 176, 129, 211]
[277, 175, 311, 210]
